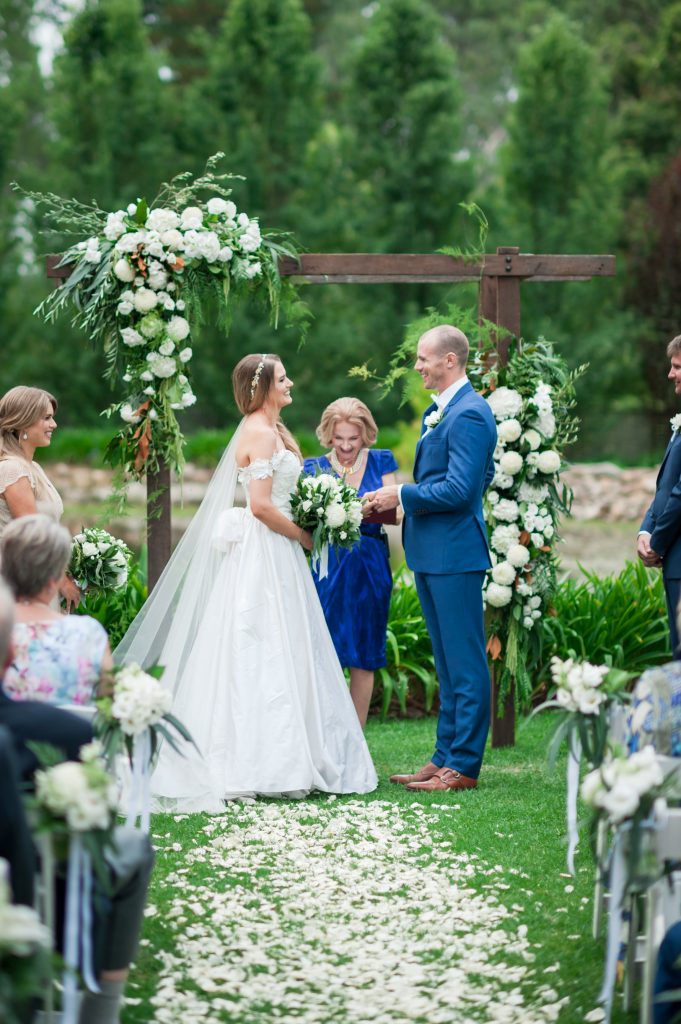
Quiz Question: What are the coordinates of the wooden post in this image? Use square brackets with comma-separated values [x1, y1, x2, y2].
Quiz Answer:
[146, 464, 171, 591]
[479, 247, 521, 748]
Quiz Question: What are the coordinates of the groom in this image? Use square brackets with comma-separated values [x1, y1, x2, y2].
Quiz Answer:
[364, 324, 497, 791]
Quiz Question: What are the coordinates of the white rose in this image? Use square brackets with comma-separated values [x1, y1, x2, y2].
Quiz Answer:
[534, 410, 556, 438]
[507, 544, 530, 568]
[224, 201, 237, 220]
[603, 782, 640, 824]
[181, 392, 196, 407]
[166, 316, 190, 342]
[120, 404, 141, 424]
[146, 353, 177, 378]
[207, 197, 229, 216]
[160, 228, 184, 250]
[578, 689, 604, 715]
[491, 561, 516, 586]
[197, 231, 221, 262]
[499, 451, 523, 476]
[580, 769, 604, 807]
[120, 327, 145, 347]
[531, 532, 545, 547]
[180, 206, 203, 229]
[115, 230, 147, 253]
[81, 542, 99, 557]
[486, 582, 513, 608]
[487, 386, 523, 421]
[493, 471, 514, 490]
[491, 524, 520, 555]
[140, 370, 154, 382]
[113, 258, 135, 282]
[536, 450, 561, 474]
[521, 429, 542, 451]
[218, 246, 233, 263]
[133, 288, 158, 313]
[487, 490, 499, 506]
[237, 212, 250, 227]
[178, 347, 192, 363]
[117, 300, 134, 316]
[159, 341, 175, 356]
[240, 221, 262, 253]
[104, 211, 127, 240]
[243, 260, 261, 279]
[148, 270, 168, 291]
[146, 208, 180, 233]
[497, 418, 522, 443]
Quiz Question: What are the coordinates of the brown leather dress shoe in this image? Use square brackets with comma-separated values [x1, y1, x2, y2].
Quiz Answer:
[389, 761, 440, 785]
[406, 767, 478, 792]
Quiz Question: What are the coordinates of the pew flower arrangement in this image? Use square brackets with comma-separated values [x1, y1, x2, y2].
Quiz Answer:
[0, 859, 51, 1024]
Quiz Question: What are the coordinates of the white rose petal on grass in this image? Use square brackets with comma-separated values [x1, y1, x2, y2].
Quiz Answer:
[497, 418, 522, 443]
[499, 451, 523, 476]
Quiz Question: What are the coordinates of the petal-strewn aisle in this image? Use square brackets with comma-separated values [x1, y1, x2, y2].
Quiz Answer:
[140, 799, 567, 1023]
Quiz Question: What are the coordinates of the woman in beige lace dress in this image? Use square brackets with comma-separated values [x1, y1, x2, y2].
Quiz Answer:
[0, 386, 80, 609]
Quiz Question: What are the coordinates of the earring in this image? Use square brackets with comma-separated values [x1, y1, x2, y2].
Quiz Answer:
[22, 433, 28, 440]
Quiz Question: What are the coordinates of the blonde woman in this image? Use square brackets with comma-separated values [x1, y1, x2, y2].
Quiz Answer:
[0, 386, 80, 609]
[116, 353, 377, 809]
[304, 398, 398, 726]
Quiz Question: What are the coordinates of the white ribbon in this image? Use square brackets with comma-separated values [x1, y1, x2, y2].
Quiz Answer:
[126, 729, 152, 833]
[599, 829, 626, 1023]
[62, 837, 100, 1023]
[566, 735, 581, 875]
[311, 542, 329, 580]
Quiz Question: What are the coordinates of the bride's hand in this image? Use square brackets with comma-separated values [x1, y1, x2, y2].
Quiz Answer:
[298, 529, 314, 552]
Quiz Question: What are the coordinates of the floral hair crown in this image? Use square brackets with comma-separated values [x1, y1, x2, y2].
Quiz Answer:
[249, 355, 267, 401]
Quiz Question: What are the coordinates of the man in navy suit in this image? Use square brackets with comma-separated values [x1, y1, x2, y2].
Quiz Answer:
[638, 335, 681, 659]
[364, 324, 497, 790]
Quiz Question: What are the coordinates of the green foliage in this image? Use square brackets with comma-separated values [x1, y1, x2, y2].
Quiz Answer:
[75, 556, 148, 648]
[539, 560, 672, 682]
[377, 565, 438, 719]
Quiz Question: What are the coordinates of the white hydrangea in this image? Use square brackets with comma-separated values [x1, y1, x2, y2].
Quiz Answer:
[325, 503, 347, 528]
[161, 228, 184, 251]
[146, 208, 180, 233]
[521, 428, 542, 451]
[133, 288, 158, 313]
[218, 246, 233, 262]
[180, 206, 203, 230]
[197, 231, 221, 262]
[207, 197, 229, 216]
[115, 230, 147, 253]
[487, 490, 500, 506]
[243, 260, 262, 279]
[492, 471, 514, 490]
[167, 316, 190, 342]
[486, 387, 523, 421]
[536, 450, 561, 474]
[493, 498, 519, 523]
[507, 544, 530, 568]
[491, 523, 520, 554]
[146, 353, 177, 378]
[497, 418, 522, 443]
[518, 481, 549, 503]
[486, 582, 513, 608]
[113, 258, 135, 282]
[499, 451, 523, 476]
[148, 269, 168, 291]
[182, 391, 197, 407]
[491, 561, 516, 586]
[121, 328, 145, 347]
[104, 211, 127, 241]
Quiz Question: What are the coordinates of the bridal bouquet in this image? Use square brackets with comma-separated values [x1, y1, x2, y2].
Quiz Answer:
[70, 527, 132, 592]
[290, 473, 363, 574]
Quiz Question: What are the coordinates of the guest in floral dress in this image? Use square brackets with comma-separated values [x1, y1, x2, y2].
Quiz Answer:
[0, 385, 80, 609]
[627, 660, 681, 757]
[0, 515, 111, 705]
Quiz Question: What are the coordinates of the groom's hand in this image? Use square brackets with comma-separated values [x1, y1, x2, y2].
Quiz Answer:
[637, 531, 662, 567]
[363, 486, 399, 515]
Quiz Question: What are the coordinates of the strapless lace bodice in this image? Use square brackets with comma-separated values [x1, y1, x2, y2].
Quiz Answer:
[238, 449, 302, 517]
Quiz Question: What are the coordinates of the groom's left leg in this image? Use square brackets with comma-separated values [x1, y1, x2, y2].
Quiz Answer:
[426, 571, 490, 779]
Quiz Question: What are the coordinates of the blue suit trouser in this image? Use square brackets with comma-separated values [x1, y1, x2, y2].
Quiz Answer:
[414, 570, 490, 779]
[663, 576, 681, 661]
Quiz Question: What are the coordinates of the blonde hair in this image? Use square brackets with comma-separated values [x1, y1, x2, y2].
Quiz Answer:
[232, 353, 301, 459]
[0, 514, 71, 599]
[0, 386, 57, 462]
[317, 397, 378, 448]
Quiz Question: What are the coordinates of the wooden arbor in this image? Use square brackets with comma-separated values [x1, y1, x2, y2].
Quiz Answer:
[49, 245, 615, 745]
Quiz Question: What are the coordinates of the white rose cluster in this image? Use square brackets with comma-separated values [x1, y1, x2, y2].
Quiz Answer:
[581, 745, 664, 824]
[70, 527, 131, 591]
[550, 656, 609, 715]
[35, 753, 117, 832]
[0, 860, 52, 954]
[290, 473, 363, 558]
[111, 663, 173, 736]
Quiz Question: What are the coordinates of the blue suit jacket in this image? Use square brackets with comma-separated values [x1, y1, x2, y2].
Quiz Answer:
[642, 432, 681, 580]
[401, 382, 497, 574]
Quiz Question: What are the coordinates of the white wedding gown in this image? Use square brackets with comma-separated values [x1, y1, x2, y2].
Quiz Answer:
[149, 449, 377, 811]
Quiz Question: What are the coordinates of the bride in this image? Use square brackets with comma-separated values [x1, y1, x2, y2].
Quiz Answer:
[115, 352, 377, 810]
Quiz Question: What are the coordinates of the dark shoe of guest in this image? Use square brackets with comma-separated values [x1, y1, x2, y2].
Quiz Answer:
[389, 761, 440, 785]
[405, 767, 478, 792]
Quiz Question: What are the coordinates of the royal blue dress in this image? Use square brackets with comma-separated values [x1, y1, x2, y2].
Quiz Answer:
[303, 448, 398, 670]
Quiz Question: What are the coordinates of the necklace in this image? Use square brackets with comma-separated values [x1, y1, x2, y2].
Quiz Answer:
[329, 448, 367, 478]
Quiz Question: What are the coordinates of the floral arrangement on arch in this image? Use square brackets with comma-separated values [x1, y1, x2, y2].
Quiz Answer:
[469, 336, 586, 709]
[19, 154, 307, 480]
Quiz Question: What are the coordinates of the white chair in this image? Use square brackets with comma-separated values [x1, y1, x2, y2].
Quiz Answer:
[639, 801, 681, 1024]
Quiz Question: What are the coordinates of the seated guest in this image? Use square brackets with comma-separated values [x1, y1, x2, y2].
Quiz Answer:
[0, 579, 153, 1024]
[0, 514, 112, 705]
[627, 600, 681, 757]
[653, 921, 681, 1024]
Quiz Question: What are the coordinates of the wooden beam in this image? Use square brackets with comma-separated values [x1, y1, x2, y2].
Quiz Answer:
[47, 251, 616, 283]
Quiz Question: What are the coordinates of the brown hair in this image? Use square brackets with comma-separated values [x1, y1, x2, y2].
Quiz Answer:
[232, 353, 301, 459]
[0, 386, 57, 462]
[667, 335, 681, 358]
[317, 397, 378, 448]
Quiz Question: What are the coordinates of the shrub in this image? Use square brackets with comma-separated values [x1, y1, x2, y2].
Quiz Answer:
[538, 560, 671, 687]
[376, 564, 438, 718]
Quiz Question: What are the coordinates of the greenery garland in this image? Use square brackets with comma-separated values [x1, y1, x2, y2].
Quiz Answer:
[17, 154, 308, 480]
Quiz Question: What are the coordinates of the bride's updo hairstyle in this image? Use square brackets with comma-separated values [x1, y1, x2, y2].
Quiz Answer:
[0, 386, 57, 462]
[232, 353, 301, 459]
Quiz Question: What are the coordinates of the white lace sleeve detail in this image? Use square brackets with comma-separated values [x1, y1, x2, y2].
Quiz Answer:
[0, 458, 34, 495]
[239, 457, 275, 482]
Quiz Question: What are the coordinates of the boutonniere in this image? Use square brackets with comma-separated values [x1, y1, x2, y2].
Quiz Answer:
[671, 413, 681, 434]
[424, 408, 443, 432]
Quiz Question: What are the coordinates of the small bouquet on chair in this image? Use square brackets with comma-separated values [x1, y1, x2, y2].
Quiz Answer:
[94, 663, 194, 832]
[290, 472, 363, 578]
[69, 527, 132, 593]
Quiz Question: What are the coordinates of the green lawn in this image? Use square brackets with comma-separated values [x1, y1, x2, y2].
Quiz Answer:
[122, 714, 637, 1023]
